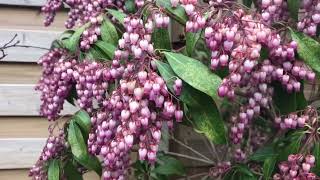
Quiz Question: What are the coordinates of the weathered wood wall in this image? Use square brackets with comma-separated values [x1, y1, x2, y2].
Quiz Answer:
[0, 2, 99, 179]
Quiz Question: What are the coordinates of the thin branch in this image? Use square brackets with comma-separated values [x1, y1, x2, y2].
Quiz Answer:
[3, 34, 18, 47]
[171, 136, 214, 163]
[14, 44, 50, 51]
[177, 173, 208, 180]
[0, 34, 50, 60]
[164, 151, 215, 165]
[209, 140, 221, 162]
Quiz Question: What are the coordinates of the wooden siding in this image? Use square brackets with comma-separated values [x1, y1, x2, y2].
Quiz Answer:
[0, 4, 83, 179]
[0, 29, 60, 62]
[0, 0, 46, 6]
[0, 84, 78, 116]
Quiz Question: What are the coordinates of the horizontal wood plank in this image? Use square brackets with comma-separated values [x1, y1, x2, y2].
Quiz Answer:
[0, 84, 78, 116]
[0, 169, 100, 179]
[0, 29, 60, 62]
[0, 7, 67, 30]
[0, 0, 46, 6]
[0, 138, 46, 169]
[0, 63, 41, 84]
[0, 117, 69, 138]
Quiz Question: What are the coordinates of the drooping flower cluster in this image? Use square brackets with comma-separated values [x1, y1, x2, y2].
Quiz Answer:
[86, 16, 183, 180]
[35, 48, 76, 121]
[154, 13, 170, 28]
[209, 161, 231, 177]
[202, 9, 315, 145]
[73, 60, 123, 113]
[177, 0, 206, 32]
[257, 0, 320, 36]
[258, 0, 289, 24]
[297, 0, 320, 36]
[29, 130, 67, 180]
[41, 0, 149, 50]
[42, 0, 126, 27]
[274, 106, 318, 130]
[273, 154, 318, 180]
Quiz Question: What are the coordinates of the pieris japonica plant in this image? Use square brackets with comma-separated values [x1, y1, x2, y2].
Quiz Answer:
[29, 0, 320, 179]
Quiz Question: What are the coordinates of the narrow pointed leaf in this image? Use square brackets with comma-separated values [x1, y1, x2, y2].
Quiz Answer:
[312, 143, 320, 175]
[107, 9, 126, 24]
[156, 61, 226, 144]
[64, 160, 83, 180]
[156, 0, 187, 24]
[287, 0, 300, 21]
[186, 31, 201, 56]
[74, 110, 91, 141]
[48, 159, 60, 180]
[164, 52, 222, 103]
[243, 0, 253, 7]
[101, 19, 119, 46]
[153, 155, 185, 176]
[95, 40, 116, 59]
[125, 0, 136, 13]
[152, 28, 172, 50]
[65, 23, 90, 53]
[263, 156, 277, 179]
[68, 121, 102, 176]
[291, 30, 320, 74]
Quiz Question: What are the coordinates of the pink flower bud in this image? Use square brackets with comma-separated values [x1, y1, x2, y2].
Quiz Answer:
[124, 135, 134, 146]
[185, 4, 195, 15]
[170, 0, 179, 7]
[139, 148, 147, 160]
[139, 39, 149, 50]
[175, 110, 183, 122]
[121, 110, 130, 120]
[129, 101, 140, 113]
[134, 87, 144, 100]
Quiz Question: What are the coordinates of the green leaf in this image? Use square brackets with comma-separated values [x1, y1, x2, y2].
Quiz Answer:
[155, 60, 175, 92]
[101, 19, 119, 46]
[287, 0, 300, 21]
[68, 121, 102, 176]
[164, 52, 222, 103]
[236, 165, 254, 177]
[189, 98, 226, 144]
[243, 0, 252, 7]
[263, 156, 277, 179]
[296, 89, 308, 110]
[250, 146, 277, 162]
[186, 31, 201, 57]
[107, 9, 126, 24]
[291, 30, 320, 74]
[125, 0, 136, 13]
[223, 169, 237, 180]
[59, 30, 75, 41]
[152, 28, 172, 51]
[278, 131, 304, 161]
[74, 110, 91, 140]
[66, 84, 77, 106]
[156, 0, 187, 24]
[260, 47, 269, 61]
[153, 155, 185, 176]
[156, 61, 226, 143]
[64, 160, 83, 180]
[48, 159, 60, 180]
[224, 166, 257, 180]
[312, 142, 320, 175]
[94, 40, 116, 60]
[86, 46, 108, 61]
[273, 83, 297, 114]
[65, 23, 90, 53]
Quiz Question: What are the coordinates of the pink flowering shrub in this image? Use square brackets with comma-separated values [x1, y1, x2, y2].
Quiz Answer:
[30, 0, 320, 179]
